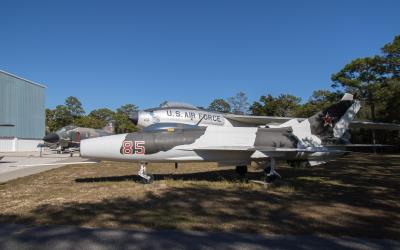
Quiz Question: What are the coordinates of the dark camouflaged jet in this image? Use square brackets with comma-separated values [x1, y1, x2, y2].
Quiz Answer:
[43, 123, 114, 155]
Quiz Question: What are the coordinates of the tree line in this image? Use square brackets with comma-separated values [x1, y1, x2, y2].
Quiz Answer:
[46, 35, 399, 144]
[210, 35, 400, 122]
[46, 98, 138, 134]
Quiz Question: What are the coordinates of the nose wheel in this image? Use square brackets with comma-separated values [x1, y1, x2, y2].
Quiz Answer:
[264, 158, 281, 183]
[138, 163, 154, 184]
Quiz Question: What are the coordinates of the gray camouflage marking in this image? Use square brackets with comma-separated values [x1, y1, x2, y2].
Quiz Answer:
[253, 127, 298, 150]
[120, 126, 206, 155]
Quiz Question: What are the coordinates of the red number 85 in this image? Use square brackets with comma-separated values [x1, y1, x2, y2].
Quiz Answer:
[122, 141, 145, 155]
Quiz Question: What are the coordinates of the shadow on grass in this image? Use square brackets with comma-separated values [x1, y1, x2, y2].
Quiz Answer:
[75, 169, 263, 183]
[0, 183, 399, 239]
[0, 154, 399, 239]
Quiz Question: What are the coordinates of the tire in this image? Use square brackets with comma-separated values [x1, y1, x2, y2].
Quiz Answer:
[141, 174, 154, 184]
[235, 166, 248, 177]
[265, 174, 278, 183]
[264, 165, 271, 174]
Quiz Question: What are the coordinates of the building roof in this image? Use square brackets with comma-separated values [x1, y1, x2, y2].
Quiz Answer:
[0, 69, 47, 88]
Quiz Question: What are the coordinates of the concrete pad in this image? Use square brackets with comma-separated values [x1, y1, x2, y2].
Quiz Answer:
[0, 151, 94, 183]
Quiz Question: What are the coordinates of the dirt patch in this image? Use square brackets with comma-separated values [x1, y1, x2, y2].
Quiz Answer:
[0, 154, 399, 239]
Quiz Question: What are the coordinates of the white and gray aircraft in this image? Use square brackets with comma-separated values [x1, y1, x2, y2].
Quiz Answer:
[129, 101, 400, 131]
[129, 101, 296, 128]
[81, 93, 365, 183]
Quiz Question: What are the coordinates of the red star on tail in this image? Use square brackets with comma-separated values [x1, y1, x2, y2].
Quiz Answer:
[323, 113, 333, 127]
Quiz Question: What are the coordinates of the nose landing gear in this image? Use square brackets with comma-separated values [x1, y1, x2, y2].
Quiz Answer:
[264, 158, 281, 183]
[138, 162, 154, 184]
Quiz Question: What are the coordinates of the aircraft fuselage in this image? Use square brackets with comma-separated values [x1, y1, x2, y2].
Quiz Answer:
[80, 125, 345, 165]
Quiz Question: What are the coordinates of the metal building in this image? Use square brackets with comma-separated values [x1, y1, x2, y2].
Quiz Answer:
[0, 70, 46, 152]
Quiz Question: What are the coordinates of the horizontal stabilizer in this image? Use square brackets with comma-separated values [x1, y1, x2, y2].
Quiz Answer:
[349, 121, 400, 130]
[328, 144, 396, 147]
[326, 144, 397, 153]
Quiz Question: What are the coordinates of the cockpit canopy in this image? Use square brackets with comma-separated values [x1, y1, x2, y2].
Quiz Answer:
[144, 101, 203, 112]
[56, 125, 77, 133]
[160, 101, 199, 110]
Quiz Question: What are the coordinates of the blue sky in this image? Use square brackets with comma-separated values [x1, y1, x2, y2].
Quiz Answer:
[1, 0, 399, 112]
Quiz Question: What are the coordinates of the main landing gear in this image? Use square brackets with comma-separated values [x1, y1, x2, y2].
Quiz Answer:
[236, 158, 281, 183]
[138, 162, 154, 184]
[235, 165, 248, 181]
[235, 165, 248, 177]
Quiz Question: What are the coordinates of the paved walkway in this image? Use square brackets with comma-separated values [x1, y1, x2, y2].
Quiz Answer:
[0, 224, 399, 250]
[0, 151, 94, 182]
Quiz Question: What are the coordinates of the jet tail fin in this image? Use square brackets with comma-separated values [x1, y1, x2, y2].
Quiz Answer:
[303, 93, 361, 141]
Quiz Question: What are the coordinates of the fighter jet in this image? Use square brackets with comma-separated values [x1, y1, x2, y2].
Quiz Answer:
[43, 123, 114, 155]
[81, 93, 363, 183]
[129, 101, 400, 131]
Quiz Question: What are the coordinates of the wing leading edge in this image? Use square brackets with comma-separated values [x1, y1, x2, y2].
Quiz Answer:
[224, 114, 400, 130]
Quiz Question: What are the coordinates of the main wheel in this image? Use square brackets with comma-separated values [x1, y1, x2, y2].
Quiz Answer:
[141, 174, 154, 184]
[235, 165, 248, 177]
[264, 165, 271, 174]
[265, 174, 279, 183]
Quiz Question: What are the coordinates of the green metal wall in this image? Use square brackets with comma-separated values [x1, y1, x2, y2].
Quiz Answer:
[0, 71, 46, 139]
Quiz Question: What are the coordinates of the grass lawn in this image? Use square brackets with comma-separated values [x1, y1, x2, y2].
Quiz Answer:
[0, 154, 399, 239]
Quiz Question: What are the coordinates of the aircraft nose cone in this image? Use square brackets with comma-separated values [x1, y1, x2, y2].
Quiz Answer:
[43, 133, 60, 143]
[129, 111, 139, 125]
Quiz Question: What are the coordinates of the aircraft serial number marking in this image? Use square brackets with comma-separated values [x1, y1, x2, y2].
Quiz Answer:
[122, 141, 145, 155]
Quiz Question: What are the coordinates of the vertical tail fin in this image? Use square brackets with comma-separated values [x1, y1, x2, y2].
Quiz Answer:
[305, 93, 361, 141]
